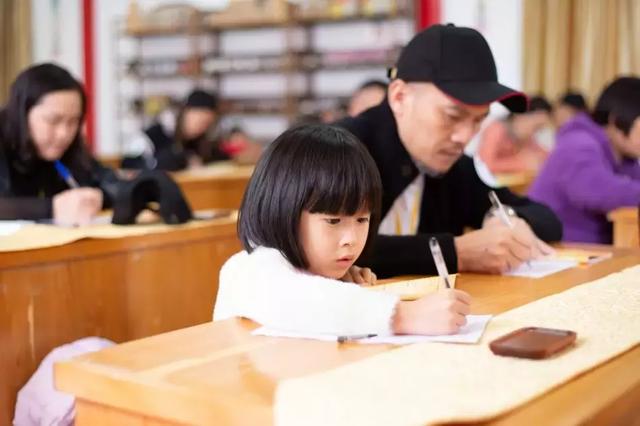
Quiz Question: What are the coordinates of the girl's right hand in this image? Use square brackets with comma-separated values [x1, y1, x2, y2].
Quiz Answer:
[392, 289, 471, 335]
[53, 188, 103, 226]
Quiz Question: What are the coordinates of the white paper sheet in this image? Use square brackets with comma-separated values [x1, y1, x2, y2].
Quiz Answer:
[0, 220, 33, 236]
[252, 315, 492, 345]
[505, 259, 578, 278]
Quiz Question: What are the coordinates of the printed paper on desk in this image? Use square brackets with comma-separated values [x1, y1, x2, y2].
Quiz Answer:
[252, 315, 492, 345]
[505, 259, 578, 278]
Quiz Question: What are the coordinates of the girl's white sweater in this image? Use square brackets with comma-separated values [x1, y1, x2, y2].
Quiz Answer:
[213, 247, 398, 336]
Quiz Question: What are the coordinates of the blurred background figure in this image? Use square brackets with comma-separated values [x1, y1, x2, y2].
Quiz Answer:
[477, 96, 553, 174]
[347, 79, 388, 117]
[529, 77, 640, 244]
[553, 91, 588, 129]
[122, 89, 229, 171]
[0, 63, 119, 225]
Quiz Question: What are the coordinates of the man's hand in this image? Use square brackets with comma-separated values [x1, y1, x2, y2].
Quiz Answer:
[454, 217, 553, 273]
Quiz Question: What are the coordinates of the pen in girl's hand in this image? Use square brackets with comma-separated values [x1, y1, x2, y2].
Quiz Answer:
[337, 334, 377, 343]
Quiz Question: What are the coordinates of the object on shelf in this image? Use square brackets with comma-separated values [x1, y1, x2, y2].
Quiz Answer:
[206, 0, 289, 28]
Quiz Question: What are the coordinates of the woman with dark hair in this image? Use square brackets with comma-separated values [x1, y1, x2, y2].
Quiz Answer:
[0, 63, 119, 224]
[529, 77, 640, 243]
[213, 124, 471, 337]
[477, 95, 553, 174]
[122, 89, 230, 171]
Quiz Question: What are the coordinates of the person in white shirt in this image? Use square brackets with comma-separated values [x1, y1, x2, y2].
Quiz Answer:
[213, 124, 471, 336]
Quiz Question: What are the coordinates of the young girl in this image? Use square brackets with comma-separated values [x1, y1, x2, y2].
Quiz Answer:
[213, 124, 471, 336]
[0, 63, 119, 224]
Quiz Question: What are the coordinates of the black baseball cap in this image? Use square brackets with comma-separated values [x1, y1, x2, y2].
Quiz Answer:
[389, 24, 528, 113]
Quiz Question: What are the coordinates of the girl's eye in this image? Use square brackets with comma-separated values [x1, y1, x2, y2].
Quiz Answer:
[325, 218, 340, 225]
[357, 217, 370, 223]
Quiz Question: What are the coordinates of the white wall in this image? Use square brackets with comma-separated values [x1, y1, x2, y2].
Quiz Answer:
[95, 0, 131, 156]
[442, 0, 523, 154]
[31, 0, 83, 79]
[442, 0, 522, 92]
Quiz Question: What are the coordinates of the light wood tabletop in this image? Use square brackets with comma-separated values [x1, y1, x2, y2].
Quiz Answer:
[55, 244, 640, 425]
[1, 217, 242, 426]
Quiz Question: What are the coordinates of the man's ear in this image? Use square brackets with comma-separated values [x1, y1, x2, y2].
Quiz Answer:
[388, 79, 408, 118]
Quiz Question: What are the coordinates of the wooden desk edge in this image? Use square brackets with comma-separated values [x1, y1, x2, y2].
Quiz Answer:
[55, 342, 272, 425]
[607, 207, 639, 221]
[0, 218, 238, 269]
[53, 247, 640, 425]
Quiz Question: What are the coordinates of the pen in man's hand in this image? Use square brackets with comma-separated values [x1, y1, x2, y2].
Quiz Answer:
[429, 237, 452, 289]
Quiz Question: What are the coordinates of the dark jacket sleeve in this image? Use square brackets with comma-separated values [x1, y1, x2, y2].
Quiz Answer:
[0, 197, 52, 220]
[0, 146, 53, 219]
[369, 233, 458, 278]
[461, 157, 563, 242]
[0, 159, 122, 220]
[496, 187, 563, 242]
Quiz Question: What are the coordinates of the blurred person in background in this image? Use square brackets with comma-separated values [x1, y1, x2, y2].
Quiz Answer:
[553, 91, 588, 129]
[348, 80, 388, 117]
[477, 96, 553, 174]
[529, 77, 640, 244]
[0, 63, 119, 225]
[122, 89, 231, 170]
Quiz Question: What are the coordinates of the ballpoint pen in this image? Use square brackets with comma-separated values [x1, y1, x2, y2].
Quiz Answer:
[488, 190, 514, 229]
[428, 237, 452, 289]
[54, 160, 80, 189]
[489, 190, 532, 268]
[337, 334, 377, 343]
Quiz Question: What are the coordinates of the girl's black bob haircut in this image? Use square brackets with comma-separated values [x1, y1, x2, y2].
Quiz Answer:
[238, 124, 382, 269]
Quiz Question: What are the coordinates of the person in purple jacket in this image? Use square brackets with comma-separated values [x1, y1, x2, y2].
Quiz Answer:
[529, 77, 640, 244]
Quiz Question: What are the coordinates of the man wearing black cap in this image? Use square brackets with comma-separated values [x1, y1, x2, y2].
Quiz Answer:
[337, 24, 562, 278]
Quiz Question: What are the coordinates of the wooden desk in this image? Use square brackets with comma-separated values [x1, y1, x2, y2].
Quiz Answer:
[56, 245, 640, 425]
[495, 171, 536, 195]
[0, 219, 241, 426]
[608, 207, 639, 248]
[97, 154, 122, 170]
[173, 164, 254, 210]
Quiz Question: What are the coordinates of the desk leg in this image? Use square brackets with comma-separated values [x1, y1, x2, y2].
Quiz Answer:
[75, 399, 184, 425]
